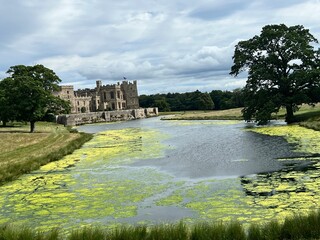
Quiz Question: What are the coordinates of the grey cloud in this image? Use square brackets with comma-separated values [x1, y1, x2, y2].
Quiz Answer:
[189, 1, 251, 20]
[1, 0, 320, 94]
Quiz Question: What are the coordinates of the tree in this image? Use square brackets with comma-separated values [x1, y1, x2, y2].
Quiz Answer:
[230, 24, 320, 124]
[154, 98, 170, 112]
[189, 90, 214, 110]
[2, 64, 70, 132]
[0, 78, 17, 126]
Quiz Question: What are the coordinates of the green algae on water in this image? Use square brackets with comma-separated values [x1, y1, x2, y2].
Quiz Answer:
[240, 125, 320, 223]
[0, 127, 171, 231]
[249, 125, 320, 154]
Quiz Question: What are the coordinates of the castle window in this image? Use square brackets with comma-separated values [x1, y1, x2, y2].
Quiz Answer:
[122, 103, 126, 108]
[104, 92, 107, 100]
[67, 91, 69, 94]
[117, 91, 120, 99]
[118, 102, 121, 109]
[112, 103, 115, 109]
[77, 101, 79, 106]
[110, 92, 114, 99]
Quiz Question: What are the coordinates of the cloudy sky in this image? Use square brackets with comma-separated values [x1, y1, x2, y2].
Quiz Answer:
[1, 0, 320, 94]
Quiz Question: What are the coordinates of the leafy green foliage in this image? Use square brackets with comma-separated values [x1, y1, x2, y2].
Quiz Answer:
[0, 64, 71, 132]
[230, 24, 320, 124]
[139, 89, 244, 112]
[210, 89, 244, 110]
[0, 78, 17, 126]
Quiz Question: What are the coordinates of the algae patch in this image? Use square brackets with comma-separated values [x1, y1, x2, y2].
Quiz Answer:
[249, 125, 320, 155]
[240, 125, 320, 222]
[0, 127, 171, 231]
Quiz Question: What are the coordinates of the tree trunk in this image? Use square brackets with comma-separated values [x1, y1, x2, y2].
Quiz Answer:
[2, 121, 6, 127]
[285, 104, 294, 123]
[30, 121, 35, 133]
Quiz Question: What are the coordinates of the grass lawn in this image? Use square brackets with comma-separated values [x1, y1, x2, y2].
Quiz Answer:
[0, 121, 92, 185]
[160, 104, 320, 124]
[160, 108, 243, 120]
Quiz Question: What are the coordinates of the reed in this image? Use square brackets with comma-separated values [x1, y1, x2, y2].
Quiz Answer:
[1, 211, 319, 239]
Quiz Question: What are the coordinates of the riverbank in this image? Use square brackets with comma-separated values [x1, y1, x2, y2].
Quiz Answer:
[160, 104, 320, 130]
[2, 210, 320, 240]
[160, 108, 243, 120]
[0, 122, 92, 185]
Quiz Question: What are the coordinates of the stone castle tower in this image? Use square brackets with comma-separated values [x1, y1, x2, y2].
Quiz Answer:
[54, 80, 139, 114]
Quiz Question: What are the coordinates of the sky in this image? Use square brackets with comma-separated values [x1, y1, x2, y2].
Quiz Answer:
[1, 0, 320, 94]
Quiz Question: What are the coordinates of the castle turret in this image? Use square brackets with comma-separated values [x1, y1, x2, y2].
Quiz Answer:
[121, 80, 139, 109]
[96, 80, 102, 89]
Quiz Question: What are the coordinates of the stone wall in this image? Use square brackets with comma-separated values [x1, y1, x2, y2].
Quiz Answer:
[56, 108, 158, 126]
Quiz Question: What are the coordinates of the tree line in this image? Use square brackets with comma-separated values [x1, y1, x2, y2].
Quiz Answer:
[139, 89, 245, 112]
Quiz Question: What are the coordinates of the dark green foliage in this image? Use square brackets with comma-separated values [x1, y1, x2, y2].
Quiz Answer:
[261, 220, 281, 240]
[0, 64, 71, 132]
[0, 78, 17, 126]
[154, 98, 171, 112]
[139, 89, 244, 112]
[190, 222, 227, 240]
[210, 89, 244, 110]
[247, 223, 262, 240]
[147, 222, 189, 240]
[0, 225, 60, 240]
[109, 226, 147, 240]
[231, 24, 320, 124]
[68, 227, 105, 240]
[225, 221, 246, 240]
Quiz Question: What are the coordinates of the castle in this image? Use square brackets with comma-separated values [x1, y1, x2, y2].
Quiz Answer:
[54, 80, 139, 114]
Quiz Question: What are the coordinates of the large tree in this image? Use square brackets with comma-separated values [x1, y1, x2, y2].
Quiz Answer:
[1, 64, 70, 132]
[230, 24, 320, 124]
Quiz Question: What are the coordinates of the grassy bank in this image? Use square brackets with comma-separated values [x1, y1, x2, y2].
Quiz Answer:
[160, 104, 320, 123]
[1, 211, 320, 239]
[0, 122, 92, 185]
[160, 108, 243, 120]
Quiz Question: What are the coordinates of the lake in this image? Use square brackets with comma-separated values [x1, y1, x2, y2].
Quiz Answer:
[0, 117, 319, 231]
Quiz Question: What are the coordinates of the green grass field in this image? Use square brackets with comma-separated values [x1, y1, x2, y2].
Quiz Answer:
[160, 104, 320, 127]
[0, 121, 92, 184]
[160, 108, 243, 120]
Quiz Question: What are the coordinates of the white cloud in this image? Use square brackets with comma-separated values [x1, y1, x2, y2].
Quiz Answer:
[1, 0, 320, 94]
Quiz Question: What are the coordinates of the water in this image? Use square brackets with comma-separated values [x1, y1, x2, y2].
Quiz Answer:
[78, 117, 298, 178]
[0, 118, 316, 231]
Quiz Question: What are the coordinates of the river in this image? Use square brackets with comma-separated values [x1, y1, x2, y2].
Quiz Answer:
[0, 117, 319, 231]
